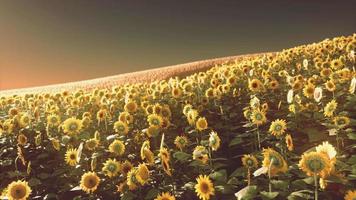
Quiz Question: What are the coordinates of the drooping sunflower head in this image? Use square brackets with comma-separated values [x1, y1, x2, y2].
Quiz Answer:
[80, 172, 100, 194]
[140, 140, 151, 160]
[250, 108, 267, 126]
[155, 192, 176, 200]
[324, 100, 337, 117]
[62, 117, 83, 135]
[113, 121, 129, 135]
[102, 158, 121, 178]
[7, 180, 31, 200]
[333, 116, 350, 129]
[299, 151, 332, 178]
[241, 154, 258, 169]
[174, 136, 189, 151]
[193, 146, 209, 164]
[194, 175, 215, 200]
[108, 140, 125, 156]
[159, 147, 170, 163]
[262, 148, 288, 176]
[65, 148, 78, 166]
[285, 134, 294, 151]
[269, 119, 287, 136]
[135, 163, 150, 185]
[209, 131, 221, 151]
[196, 117, 208, 131]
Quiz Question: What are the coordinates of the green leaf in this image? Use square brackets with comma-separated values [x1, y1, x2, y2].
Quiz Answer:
[173, 151, 191, 162]
[260, 191, 279, 199]
[347, 133, 356, 140]
[210, 169, 227, 183]
[271, 180, 288, 191]
[229, 137, 243, 147]
[305, 127, 327, 142]
[145, 188, 159, 200]
[28, 178, 41, 186]
[121, 191, 137, 200]
[287, 190, 313, 200]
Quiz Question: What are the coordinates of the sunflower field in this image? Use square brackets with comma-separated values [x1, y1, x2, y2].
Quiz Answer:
[1, 33, 356, 200]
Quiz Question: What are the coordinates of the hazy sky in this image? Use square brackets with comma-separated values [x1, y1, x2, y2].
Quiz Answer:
[0, 0, 355, 90]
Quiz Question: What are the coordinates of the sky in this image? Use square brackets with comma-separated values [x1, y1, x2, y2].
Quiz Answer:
[0, 0, 355, 90]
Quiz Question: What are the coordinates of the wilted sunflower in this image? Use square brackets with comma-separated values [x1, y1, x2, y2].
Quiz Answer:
[344, 190, 356, 200]
[80, 172, 100, 194]
[209, 131, 221, 151]
[136, 163, 150, 185]
[269, 119, 287, 136]
[333, 116, 350, 129]
[196, 117, 208, 131]
[113, 121, 129, 135]
[324, 100, 337, 117]
[155, 192, 175, 200]
[7, 180, 31, 200]
[241, 154, 258, 169]
[62, 117, 83, 135]
[102, 158, 121, 178]
[285, 134, 294, 151]
[17, 134, 28, 146]
[262, 148, 288, 176]
[299, 151, 332, 178]
[193, 146, 209, 164]
[195, 175, 215, 200]
[250, 108, 267, 126]
[65, 148, 78, 166]
[174, 136, 188, 151]
[108, 139, 125, 156]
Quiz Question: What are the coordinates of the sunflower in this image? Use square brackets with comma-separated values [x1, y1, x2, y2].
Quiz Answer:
[209, 131, 221, 151]
[172, 87, 182, 98]
[248, 79, 263, 92]
[85, 138, 99, 151]
[250, 108, 267, 126]
[324, 100, 337, 117]
[102, 158, 121, 178]
[241, 154, 258, 169]
[108, 140, 125, 156]
[120, 160, 133, 175]
[285, 134, 294, 151]
[344, 190, 356, 200]
[6, 180, 31, 200]
[17, 134, 28, 146]
[19, 114, 30, 128]
[51, 139, 60, 151]
[126, 169, 138, 190]
[174, 136, 188, 151]
[195, 175, 215, 200]
[333, 116, 350, 129]
[331, 59, 343, 69]
[262, 148, 288, 176]
[124, 101, 138, 113]
[269, 119, 287, 136]
[136, 163, 150, 185]
[316, 141, 337, 161]
[299, 151, 332, 178]
[303, 83, 315, 98]
[147, 114, 163, 128]
[187, 109, 199, 125]
[196, 117, 208, 131]
[62, 117, 83, 135]
[155, 192, 176, 200]
[65, 148, 78, 166]
[80, 172, 100, 194]
[113, 121, 129, 135]
[159, 147, 170, 163]
[325, 80, 336, 92]
[193, 146, 209, 164]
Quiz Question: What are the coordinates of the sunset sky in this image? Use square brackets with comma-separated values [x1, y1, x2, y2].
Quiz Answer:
[0, 0, 355, 90]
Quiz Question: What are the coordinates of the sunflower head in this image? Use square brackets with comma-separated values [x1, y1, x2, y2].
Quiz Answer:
[85, 138, 99, 151]
[299, 151, 332, 178]
[196, 117, 208, 131]
[344, 190, 356, 200]
[174, 136, 189, 151]
[262, 148, 288, 176]
[209, 131, 221, 151]
[113, 121, 129, 135]
[195, 175, 215, 200]
[7, 180, 31, 200]
[324, 100, 337, 117]
[136, 163, 150, 185]
[269, 119, 287, 136]
[126, 169, 138, 190]
[62, 117, 83, 135]
[108, 140, 125, 156]
[155, 192, 176, 200]
[80, 172, 100, 194]
[102, 158, 121, 178]
[333, 116, 350, 129]
[65, 148, 78, 166]
[193, 146, 209, 164]
[147, 114, 163, 128]
[250, 108, 267, 126]
[120, 160, 134, 175]
[285, 134, 294, 151]
[241, 154, 258, 169]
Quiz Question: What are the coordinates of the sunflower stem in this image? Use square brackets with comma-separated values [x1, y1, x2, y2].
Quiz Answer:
[256, 125, 261, 150]
[314, 174, 318, 200]
[268, 158, 274, 193]
[247, 168, 251, 186]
